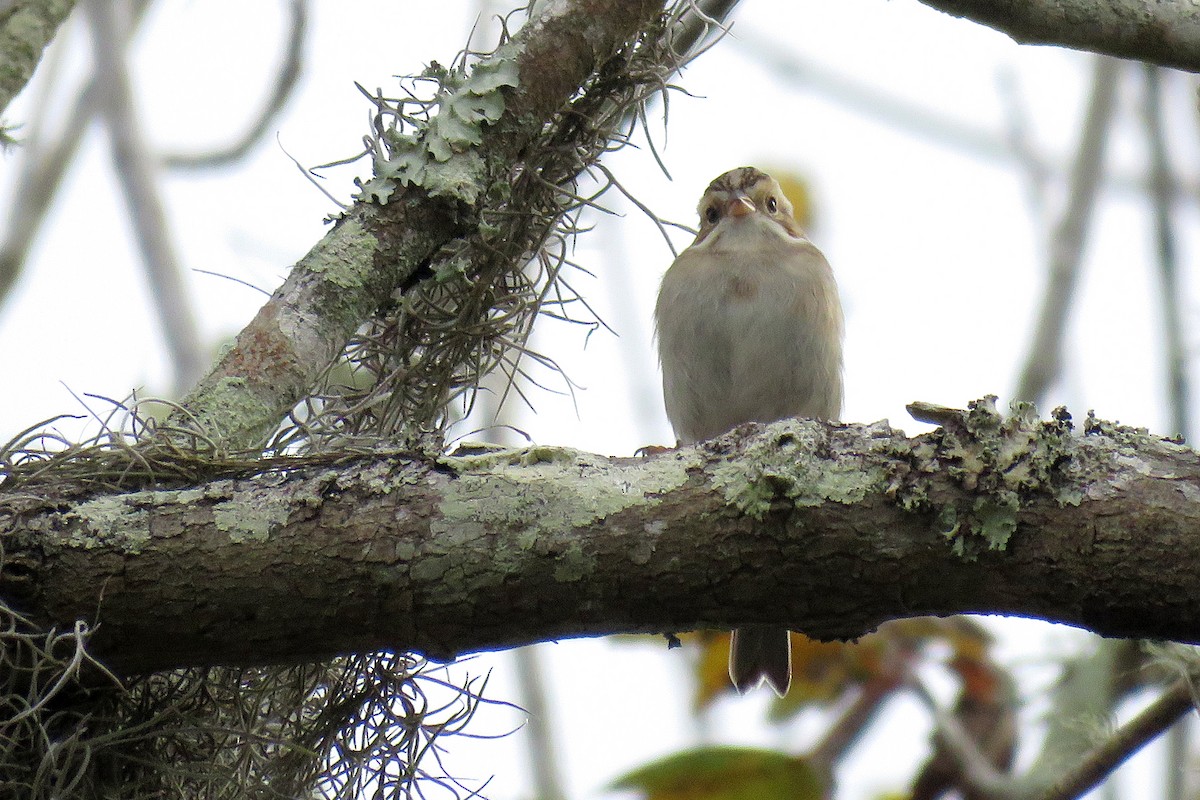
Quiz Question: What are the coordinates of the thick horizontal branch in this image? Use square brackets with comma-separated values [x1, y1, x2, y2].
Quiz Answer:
[3, 400, 1200, 675]
[918, 0, 1200, 72]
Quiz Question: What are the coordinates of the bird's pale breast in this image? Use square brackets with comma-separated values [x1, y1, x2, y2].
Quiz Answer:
[655, 236, 843, 444]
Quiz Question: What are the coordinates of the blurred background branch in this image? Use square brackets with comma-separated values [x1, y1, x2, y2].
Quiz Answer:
[84, 0, 205, 394]
[3, 1, 1200, 798]
[161, 0, 308, 170]
[0, 0, 151, 310]
[1014, 55, 1120, 405]
[1143, 65, 1189, 441]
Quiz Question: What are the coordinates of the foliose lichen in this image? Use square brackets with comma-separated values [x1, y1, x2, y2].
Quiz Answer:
[909, 396, 1079, 558]
[357, 45, 521, 206]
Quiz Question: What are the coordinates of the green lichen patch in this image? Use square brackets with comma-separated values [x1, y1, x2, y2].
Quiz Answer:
[189, 376, 280, 451]
[909, 396, 1079, 557]
[442, 441, 582, 471]
[707, 418, 889, 520]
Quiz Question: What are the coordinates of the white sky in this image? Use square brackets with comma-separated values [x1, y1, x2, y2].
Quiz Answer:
[2, 1, 1198, 798]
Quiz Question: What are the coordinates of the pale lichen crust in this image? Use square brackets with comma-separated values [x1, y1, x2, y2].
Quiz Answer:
[303, 217, 376, 289]
[706, 417, 893, 520]
[435, 443, 695, 582]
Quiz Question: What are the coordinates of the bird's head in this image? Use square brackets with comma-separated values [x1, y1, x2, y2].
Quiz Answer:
[693, 166, 805, 246]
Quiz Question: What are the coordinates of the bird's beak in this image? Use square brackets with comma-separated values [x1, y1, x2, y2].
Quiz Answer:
[727, 196, 755, 218]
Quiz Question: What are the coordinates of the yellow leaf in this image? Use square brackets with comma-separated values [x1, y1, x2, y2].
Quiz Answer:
[763, 167, 815, 230]
[692, 632, 733, 711]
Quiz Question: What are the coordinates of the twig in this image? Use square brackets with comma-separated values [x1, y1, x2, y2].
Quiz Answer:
[809, 677, 897, 774]
[162, 0, 309, 169]
[996, 68, 1050, 224]
[1040, 680, 1198, 800]
[1014, 56, 1121, 404]
[910, 678, 1016, 800]
[669, 0, 739, 60]
[84, 0, 206, 395]
[916, 0, 1200, 73]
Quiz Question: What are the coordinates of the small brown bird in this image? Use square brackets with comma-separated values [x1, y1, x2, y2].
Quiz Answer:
[654, 166, 844, 696]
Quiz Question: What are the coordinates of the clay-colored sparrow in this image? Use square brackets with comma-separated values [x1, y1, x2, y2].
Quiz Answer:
[654, 166, 844, 696]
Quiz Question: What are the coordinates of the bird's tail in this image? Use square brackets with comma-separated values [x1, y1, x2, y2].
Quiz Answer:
[729, 626, 791, 696]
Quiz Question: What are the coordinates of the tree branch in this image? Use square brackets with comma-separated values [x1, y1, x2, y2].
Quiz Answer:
[167, 0, 668, 450]
[0, 0, 75, 120]
[1040, 679, 1197, 800]
[6, 400, 1200, 675]
[917, 0, 1200, 73]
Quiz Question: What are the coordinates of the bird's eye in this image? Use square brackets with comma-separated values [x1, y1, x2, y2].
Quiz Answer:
[766, 196, 778, 213]
[705, 207, 720, 224]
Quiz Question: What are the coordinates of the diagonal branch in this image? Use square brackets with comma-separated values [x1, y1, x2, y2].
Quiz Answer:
[1040, 679, 1198, 800]
[165, 0, 674, 450]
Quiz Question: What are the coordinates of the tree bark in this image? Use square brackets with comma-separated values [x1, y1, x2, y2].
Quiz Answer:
[4, 399, 1200, 676]
[918, 0, 1200, 72]
[0, 0, 76, 119]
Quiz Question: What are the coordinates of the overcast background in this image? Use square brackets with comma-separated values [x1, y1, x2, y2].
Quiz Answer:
[3, 1, 1199, 797]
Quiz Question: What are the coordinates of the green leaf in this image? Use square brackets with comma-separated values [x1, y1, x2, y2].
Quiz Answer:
[611, 746, 825, 800]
